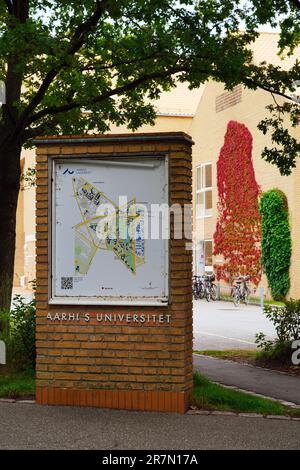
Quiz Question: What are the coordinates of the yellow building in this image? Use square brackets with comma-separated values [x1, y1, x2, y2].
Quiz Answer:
[191, 33, 300, 299]
[14, 148, 36, 288]
[15, 33, 300, 300]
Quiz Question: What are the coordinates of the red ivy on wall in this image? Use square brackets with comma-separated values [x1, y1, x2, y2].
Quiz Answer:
[213, 121, 262, 285]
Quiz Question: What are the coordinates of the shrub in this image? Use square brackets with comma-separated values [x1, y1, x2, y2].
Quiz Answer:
[0, 294, 36, 371]
[259, 189, 291, 300]
[255, 300, 300, 364]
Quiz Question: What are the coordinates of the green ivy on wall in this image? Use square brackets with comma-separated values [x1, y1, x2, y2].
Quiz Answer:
[259, 189, 292, 300]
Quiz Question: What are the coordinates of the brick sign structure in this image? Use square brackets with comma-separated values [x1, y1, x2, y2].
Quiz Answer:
[34, 132, 193, 413]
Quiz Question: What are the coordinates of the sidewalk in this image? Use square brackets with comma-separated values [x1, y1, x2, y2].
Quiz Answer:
[0, 403, 299, 450]
[194, 354, 300, 405]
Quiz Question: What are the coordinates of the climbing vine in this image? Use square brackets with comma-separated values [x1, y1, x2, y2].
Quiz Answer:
[213, 121, 262, 285]
[259, 189, 291, 300]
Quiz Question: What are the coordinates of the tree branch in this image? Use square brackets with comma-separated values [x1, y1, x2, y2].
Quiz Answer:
[23, 120, 61, 141]
[289, 0, 300, 10]
[2, 0, 29, 135]
[26, 64, 188, 128]
[4, 0, 13, 15]
[15, 0, 107, 133]
[77, 50, 169, 74]
[243, 77, 296, 102]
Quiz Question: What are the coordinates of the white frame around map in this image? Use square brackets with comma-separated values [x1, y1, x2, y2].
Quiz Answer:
[49, 156, 169, 306]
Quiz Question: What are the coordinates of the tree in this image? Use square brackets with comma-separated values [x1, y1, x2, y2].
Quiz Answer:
[257, 0, 300, 175]
[260, 189, 292, 300]
[213, 121, 261, 285]
[0, 0, 299, 310]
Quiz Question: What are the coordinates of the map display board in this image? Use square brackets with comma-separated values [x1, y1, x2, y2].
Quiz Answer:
[50, 158, 169, 305]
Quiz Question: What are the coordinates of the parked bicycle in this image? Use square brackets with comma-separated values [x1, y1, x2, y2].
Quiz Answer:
[193, 273, 217, 301]
[203, 273, 217, 302]
[193, 275, 205, 300]
[231, 275, 251, 306]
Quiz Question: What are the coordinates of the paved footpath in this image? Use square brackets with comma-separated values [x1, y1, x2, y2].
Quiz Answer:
[0, 403, 299, 450]
[194, 354, 300, 405]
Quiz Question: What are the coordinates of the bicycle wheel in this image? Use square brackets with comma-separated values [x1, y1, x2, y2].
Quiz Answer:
[233, 290, 240, 307]
[199, 283, 205, 299]
[192, 281, 199, 300]
[194, 287, 200, 300]
[244, 287, 250, 305]
[205, 287, 211, 302]
[210, 284, 217, 301]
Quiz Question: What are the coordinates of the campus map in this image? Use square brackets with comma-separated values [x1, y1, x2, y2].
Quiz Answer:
[72, 176, 146, 275]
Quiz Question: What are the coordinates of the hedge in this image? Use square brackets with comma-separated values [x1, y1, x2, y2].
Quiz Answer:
[259, 189, 291, 300]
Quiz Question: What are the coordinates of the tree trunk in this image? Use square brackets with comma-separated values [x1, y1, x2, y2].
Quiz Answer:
[0, 141, 21, 312]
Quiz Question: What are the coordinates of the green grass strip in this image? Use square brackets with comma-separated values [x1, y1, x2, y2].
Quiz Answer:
[0, 368, 35, 399]
[192, 372, 300, 417]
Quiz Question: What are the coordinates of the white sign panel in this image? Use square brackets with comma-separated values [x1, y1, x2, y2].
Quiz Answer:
[50, 158, 169, 305]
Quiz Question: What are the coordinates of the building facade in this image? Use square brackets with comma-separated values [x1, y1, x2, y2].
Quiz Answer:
[191, 80, 300, 299]
[191, 33, 300, 299]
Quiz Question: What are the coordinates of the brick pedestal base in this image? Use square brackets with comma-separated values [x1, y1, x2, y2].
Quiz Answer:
[34, 132, 193, 414]
[36, 387, 189, 413]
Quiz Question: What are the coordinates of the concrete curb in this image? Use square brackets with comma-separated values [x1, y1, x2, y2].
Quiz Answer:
[0, 398, 299, 421]
[187, 409, 300, 421]
[0, 398, 35, 404]
[208, 380, 300, 409]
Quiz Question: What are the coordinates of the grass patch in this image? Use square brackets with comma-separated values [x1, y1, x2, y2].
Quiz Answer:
[219, 294, 261, 305]
[0, 368, 35, 399]
[195, 349, 256, 360]
[264, 300, 285, 307]
[192, 372, 300, 416]
[217, 294, 284, 307]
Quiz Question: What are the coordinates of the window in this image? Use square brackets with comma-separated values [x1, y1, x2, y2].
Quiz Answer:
[196, 163, 212, 218]
[215, 85, 242, 113]
[194, 239, 213, 274]
[204, 240, 213, 271]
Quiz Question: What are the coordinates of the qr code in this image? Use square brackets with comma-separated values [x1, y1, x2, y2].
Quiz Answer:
[61, 277, 73, 290]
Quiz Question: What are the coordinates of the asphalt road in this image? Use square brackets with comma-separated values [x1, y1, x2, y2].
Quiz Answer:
[193, 299, 276, 350]
[0, 403, 299, 450]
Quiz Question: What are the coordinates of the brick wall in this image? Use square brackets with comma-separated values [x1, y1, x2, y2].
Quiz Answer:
[35, 132, 193, 413]
[215, 85, 242, 113]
